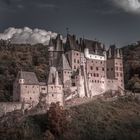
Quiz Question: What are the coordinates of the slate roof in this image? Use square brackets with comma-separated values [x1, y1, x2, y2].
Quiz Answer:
[19, 71, 39, 85]
[55, 34, 64, 52]
[84, 39, 103, 50]
[57, 54, 71, 70]
[65, 34, 81, 51]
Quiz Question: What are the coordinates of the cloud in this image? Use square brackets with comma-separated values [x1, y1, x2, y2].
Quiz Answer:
[0, 0, 57, 11]
[37, 3, 57, 9]
[0, 27, 59, 45]
[112, 0, 140, 13]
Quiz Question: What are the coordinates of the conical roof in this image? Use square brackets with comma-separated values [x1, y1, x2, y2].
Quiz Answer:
[55, 34, 64, 52]
[47, 67, 62, 85]
[57, 54, 71, 70]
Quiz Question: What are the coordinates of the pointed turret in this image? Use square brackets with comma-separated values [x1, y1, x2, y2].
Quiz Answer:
[108, 47, 112, 58]
[116, 48, 120, 58]
[58, 54, 71, 70]
[48, 38, 54, 52]
[55, 34, 64, 52]
[47, 67, 62, 85]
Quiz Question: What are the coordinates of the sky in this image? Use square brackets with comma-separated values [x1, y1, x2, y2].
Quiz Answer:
[0, 0, 140, 47]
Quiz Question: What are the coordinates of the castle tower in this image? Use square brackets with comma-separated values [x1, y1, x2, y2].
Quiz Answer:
[57, 54, 72, 88]
[107, 45, 124, 90]
[47, 67, 64, 106]
[65, 34, 81, 71]
[53, 34, 64, 66]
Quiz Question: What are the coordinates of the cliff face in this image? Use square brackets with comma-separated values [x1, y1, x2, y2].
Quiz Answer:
[122, 43, 140, 90]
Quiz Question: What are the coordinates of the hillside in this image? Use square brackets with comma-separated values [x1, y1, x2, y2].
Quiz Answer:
[122, 43, 140, 90]
[0, 96, 140, 140]
[0, 41, 49, 101]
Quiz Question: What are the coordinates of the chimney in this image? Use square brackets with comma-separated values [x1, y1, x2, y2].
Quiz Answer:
[95, 42, 98, 54]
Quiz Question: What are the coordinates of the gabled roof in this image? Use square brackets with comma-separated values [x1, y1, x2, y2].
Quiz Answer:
[47, 67, 62, 85]
[19, 71, 39, 85]
[83, 39, 103, 51]
[57, 54, 71, 70]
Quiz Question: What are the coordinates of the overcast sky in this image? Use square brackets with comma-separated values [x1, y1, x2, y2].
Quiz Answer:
[0, 0, 140, 47]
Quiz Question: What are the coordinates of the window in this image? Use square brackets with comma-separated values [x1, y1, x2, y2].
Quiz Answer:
[116, 67, 118, 70]
[42, 88, 46, 90]
[90, 66, 93, 70]
[97, 74, 99, 77]
[120, 67, 123, 71]
[77, 53, 79, 56]
[96, 67, 98, 71]
[74, 59, 76, 63]
[101, 61, 102, 64]
[77, 60, 80, 64]
[116, 72, 119, 77]
[74, 66, 76, 69]
[111, 68, 113, 71]
[72, 83, 76, 86]
[102, 68, 104, 71]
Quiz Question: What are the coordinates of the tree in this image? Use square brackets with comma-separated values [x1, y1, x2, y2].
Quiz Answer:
[47, 102, 68, 137]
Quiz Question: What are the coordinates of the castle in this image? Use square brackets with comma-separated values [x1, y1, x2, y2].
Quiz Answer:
[12, 34, 124, 107]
